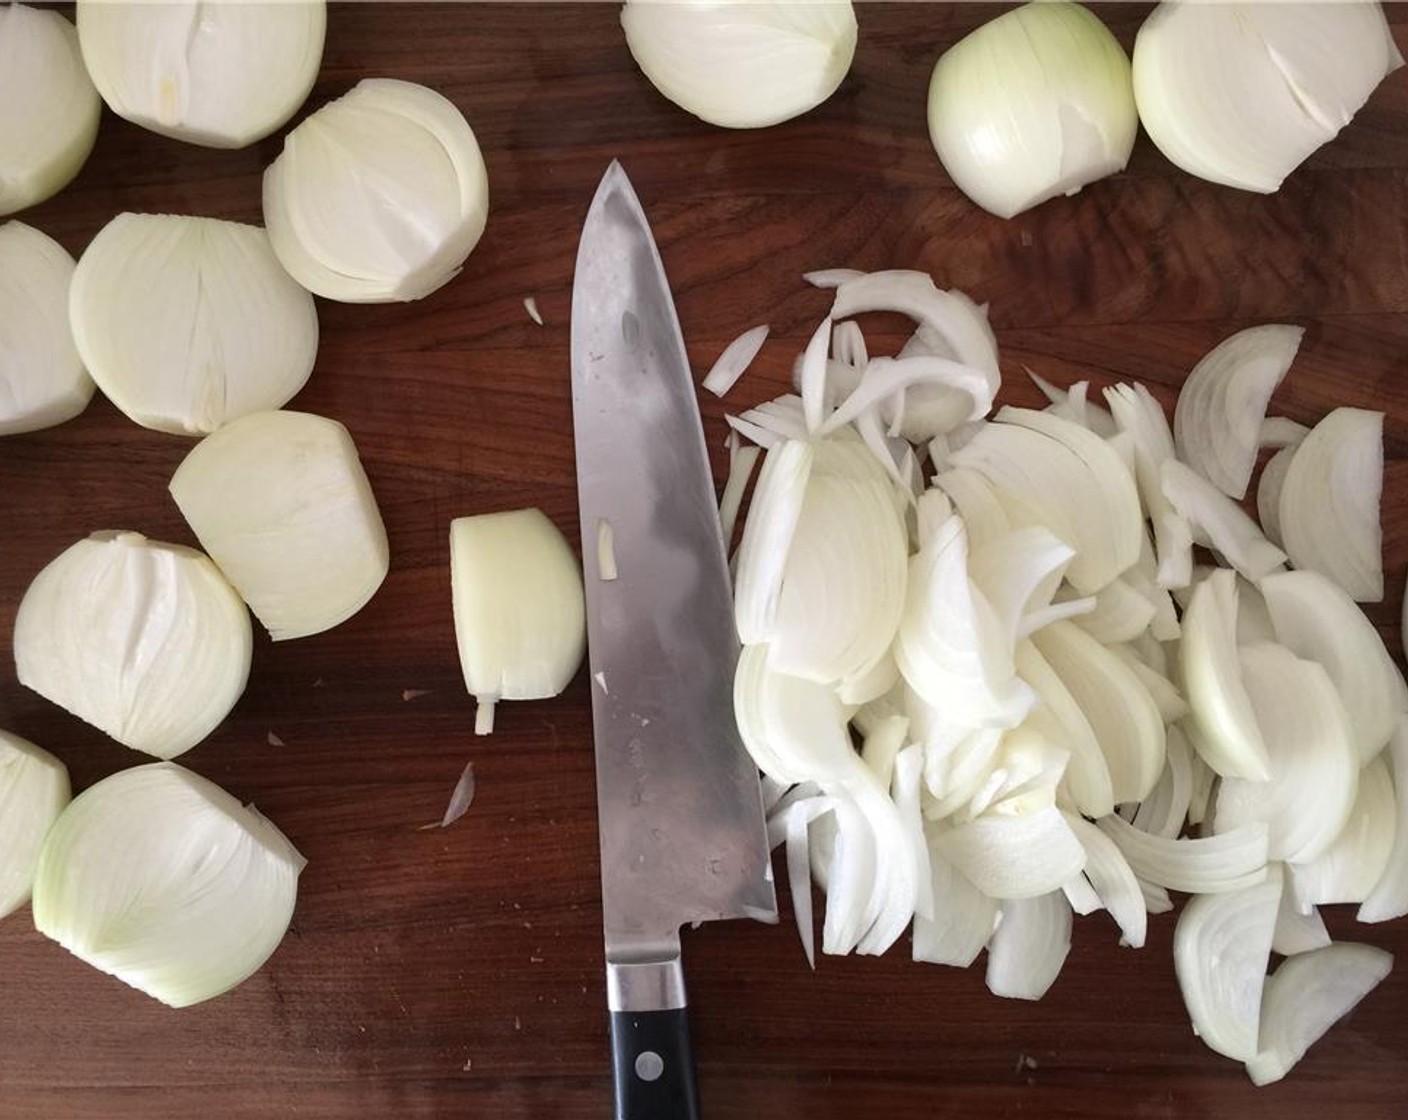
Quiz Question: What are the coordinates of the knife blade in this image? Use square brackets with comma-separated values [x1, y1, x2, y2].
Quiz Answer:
[570, 161, 777, 1120]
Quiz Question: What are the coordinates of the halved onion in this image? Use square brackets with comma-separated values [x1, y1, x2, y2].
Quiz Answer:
[1277, 407, 1385, 602]
[986, 891, 1073, 1000]
[31, 761, 304, 1008]
[263, 78, 489, 303]
[14, 532, 252, 759]
[76, 0, 325, 148]
[0, 4, 100, 216]
[69, 213, 319, 435]
[0, 730, 70, 919]
[170, 410, 389, 641]
[0, 220, 92, 436]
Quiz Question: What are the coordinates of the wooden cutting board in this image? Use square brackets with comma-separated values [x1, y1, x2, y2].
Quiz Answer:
[3, 4, 1407, 1117]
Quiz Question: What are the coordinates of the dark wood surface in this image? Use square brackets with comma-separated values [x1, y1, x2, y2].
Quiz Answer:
[4, 4, 1408, 1117]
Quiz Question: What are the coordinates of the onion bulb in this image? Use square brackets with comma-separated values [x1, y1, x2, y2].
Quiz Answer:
[31, 762, 304, 1008]
[14, 532, 252, 759]
[450, 509, 585, 735]
[0, 4, 100, 216]
[263, 78, 489, 303]
[0, 221, 93, 436]
[621, 0, 857, 130]
[1133, 1, 1403, 193]
[76, 0, 325, 149]
[0, 730, 70, 920]
[170, 410, 389, 641]
[927, 1, 1137, 219]
[69, 213, 319, 435]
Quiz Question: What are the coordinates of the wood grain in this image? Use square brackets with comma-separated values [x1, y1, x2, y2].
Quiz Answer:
[3, 4, 1408, 1117]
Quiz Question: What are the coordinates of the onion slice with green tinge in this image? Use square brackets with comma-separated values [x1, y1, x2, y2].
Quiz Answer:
[31, 762, 304, 1008]
[0, 730, 70, 920]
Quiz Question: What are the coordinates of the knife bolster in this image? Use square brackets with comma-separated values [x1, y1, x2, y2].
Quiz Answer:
[607, 956, 686, 1012]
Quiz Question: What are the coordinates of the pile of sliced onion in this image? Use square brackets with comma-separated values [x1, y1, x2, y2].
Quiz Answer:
[719, 268, 1401, 1084]
[0, 729, 70, 920]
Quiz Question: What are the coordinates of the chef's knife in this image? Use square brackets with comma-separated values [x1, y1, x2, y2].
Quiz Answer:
[570, 161, 778, 1120]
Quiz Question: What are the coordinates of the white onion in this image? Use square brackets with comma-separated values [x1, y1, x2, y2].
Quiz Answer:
[986, 891, 1073, 1000]
[31, 762, 303, 1008]
[263, 78, 489, 303]
[934, 805, 1085, 901]
[1277, 407, 1385, 602]
[0, 4, 99, 216]
[1067, 812, 1146, 949]
[912, 838, 997, 968]
[621, 0, 857, 129]
[69, 213, 319, 435]
[14, 532, 252, 759]
[1104, 382, 1191, 589]
[1256, 443, 1296, 547]
[702, 324, 768, 398]
[735, 439, 814, 642]
[1273, 880, 1330, 957]
[927, 1, 1136, 219]
[0, 729, 69, 920]
[1361, 720, 1408, 924]
[1015, 639, 1112, 819]
[76, 0, 325, 149]
[1100, 814, 1270, 895]
[1288, 755, 1395, 909]
[169, 410, 389, 641]
[1133, 1, 1403, 193]
[1173, 325, 1302, 499]
[1160, 459, 1286, 583]
[0, 221, 92, 436]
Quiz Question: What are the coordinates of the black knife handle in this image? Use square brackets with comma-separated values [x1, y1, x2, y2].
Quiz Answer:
[610, 1006, 699, 1120]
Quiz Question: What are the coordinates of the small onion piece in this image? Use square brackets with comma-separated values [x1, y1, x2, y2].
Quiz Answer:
[620, 0, 857, 130]
[986, 891, 1073, 1000]
[69, 213, 319, 435]
[14, 532, 252, 759]
[1160, 459, 1286, 583]
[1273, 878, 1331, 957]
[1288, 755, 1395, 909]
[1361, 720, 1408, 924]
[913, 838, 998, 968]
[1256, 443, 1296, 547]
[0, 730, 70, 920]
[927, 1, 1137, 219]
[702, 324, 769, 398]
[170, 410, 390, 641]
[76, 0, 325, 149]
[0, 4, 100, 216]
[0, 221, 93, 436]
[31, 762, 304, 1008]
[263, 78, 489, 303]
[450, 509, 585, 736]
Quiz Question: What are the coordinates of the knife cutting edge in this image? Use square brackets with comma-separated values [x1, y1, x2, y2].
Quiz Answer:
[570, 161, 778, 1120]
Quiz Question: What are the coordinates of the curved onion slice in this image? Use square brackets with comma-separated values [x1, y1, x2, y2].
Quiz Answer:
[913, 837, 998, 968]
[14, 532, 252, 759]
[76, 0, 325, 149]
[263, 78, 489, 303]
[1014, 639, 1113, 819]
[1256, 443, 1296, 547]
[820, 355, 994, 438]
[450, 509, 585, 735]
[1273, 878, 1331, 957]
[1288, 755, 1395, 909]
[1260, 416, 1309, 449]
[702, 324, 768, 398]
[31, 762, 304, 1008]
[1180, 569, 1270, 780]
[1130, 722, 1194, 841]
[1261, 569, 1408, 762]
[0, 730, 69, 920]
[1161, 459, 1286, 582]
[69, 213, 318, 435]
[1173, 325, 1302, 499]
[1278, 407, 1384, 602]
[0, 4, 99, 216]
[1066, 813, 1146, 949]
[1362, 720, 1408, 924]
[1173, 867, 1282, 1063]
[736, 644, 860, 786]
[934, 805, 1085, 901]
[1065, 577, 1156, 645]
[170, 410, 389, 641]
[986, 891, 1073, 1000]
[1100, 814, 1270, 895]
[1246, 943, 1394, 1086]
[0, 220, 92, 435]
[969, 526, 1073, 643]
[1214, 643, 1358, 865]
[735, 439, 814, 643]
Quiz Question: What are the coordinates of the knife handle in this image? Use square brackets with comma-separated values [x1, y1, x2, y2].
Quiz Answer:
[610, 1006, 699, 1120]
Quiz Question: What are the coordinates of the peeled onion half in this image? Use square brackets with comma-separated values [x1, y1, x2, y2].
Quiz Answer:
[77, 0, 325, 149]
[14, 532, 252, 760]
[0, 221, 93, 436]
[31, 761, 304, 1008]
[170, 410, 389, 641]
[0, 730, 70, 920]
[0, 3, 100, 216]
[621, 0, 857, 129]
[263, 78, 489, 303]
[69, 213, 319, 435]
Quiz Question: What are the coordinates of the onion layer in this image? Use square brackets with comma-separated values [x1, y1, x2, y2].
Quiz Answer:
[0, 730, 70, 920]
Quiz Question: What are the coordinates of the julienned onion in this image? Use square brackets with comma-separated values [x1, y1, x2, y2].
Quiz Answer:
[0, 221, 93, 436]
[263, 78, 489, 303]
[0, 730, 70, 920]
[76, 0, 325, 149]
[718, 266, 1402, 1085]
[69, 213, 319, 435]
[31, 762, 304, 1008]
[14, 532, 252, 759]
[170, 410, 389, 642]
[927, 2, 1137, 219]
[621, 0, 857, 129]
[0, 4, 100, 216]
[450, 509, 586, 735]
[1133, 1, 1403, 194]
